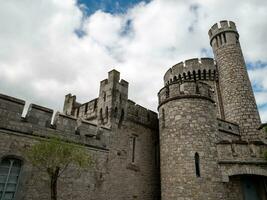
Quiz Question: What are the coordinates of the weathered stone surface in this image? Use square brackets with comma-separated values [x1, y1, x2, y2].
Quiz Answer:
[0, 20, 267, 200]
[158, 20, 267, 200]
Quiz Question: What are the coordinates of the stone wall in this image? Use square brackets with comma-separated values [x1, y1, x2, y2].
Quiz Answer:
[209, 20, 262, 140]
[158, 81, 226, 200]
[104, 120, 160, 200]
[0, 91, 160, 200]
[0, 131, 108, 200]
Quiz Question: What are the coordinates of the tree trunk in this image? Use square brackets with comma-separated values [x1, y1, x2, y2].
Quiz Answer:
[50, 167, 60, 200]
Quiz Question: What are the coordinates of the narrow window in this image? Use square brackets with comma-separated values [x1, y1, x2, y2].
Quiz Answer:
[118, 109, 124, 128]
[114, 107, 118, 118]
[0, 157, 22, 199]
[198, 70, 201, 80]
[99, 108, 103, 123]
[219, 34, 222, 46]
[183, 73, 187, 80]
[162, 108, 165, 128]
[196, 83, 200, 94]
[131, 136, 136, 163]
[76, 107, 80, 117]
[84, 103, 88, 114]
[215, 36, 219, 47]
[187, 71, 191, 80]
[208, 70, 212, 80]
[178, 74, 182, 82]
[165, 87, 169, 98]
[195, 153, 200, 177]
[93, 100, 97, 111]
[203, 69, 206, 80]
[223, 33, 226, 43]
[103, 92, 106, 102]
[105, 107, 108, 119]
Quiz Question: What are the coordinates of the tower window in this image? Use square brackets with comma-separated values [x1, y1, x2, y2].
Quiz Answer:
[99, 108, 103, 123]
[103, 92, 106, 102]
[105, 107, 108, 119]
[118, 109, 124, 128]
[93, 100, 97, 111]
[223, 33, 227, 43]
[195, 152, 201, 177]
[131, 136, 137, 163]
[196, 83, 200, 94]
[76, 107, 80, 117]
[0, 157, 22, 199]
[219, 34, 222, 46]
[114, 107, 118, 118]
[165, 87, 169, 98]
[84, 103, 88, 114]
[162, 108, 165, 128]
[215, 37, 218, 48]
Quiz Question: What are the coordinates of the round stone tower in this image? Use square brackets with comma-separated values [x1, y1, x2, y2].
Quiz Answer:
[158, 61, 225, 200]
[209, 20, 261, 140]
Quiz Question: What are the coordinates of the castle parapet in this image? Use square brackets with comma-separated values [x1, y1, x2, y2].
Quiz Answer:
[126, 100, 158, 129]
[26, 104, 53, 127]
[163, 58, 217, 85]
[0, 93, 25, 121]
[208, 20, 238, 43]
[0, 93, 110, 150]
[158, 81, 214, 107]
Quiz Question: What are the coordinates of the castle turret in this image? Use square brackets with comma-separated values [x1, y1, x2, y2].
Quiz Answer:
[63, 94, 77, 115]
[97, 69, 129, 128]
[158, 79, 224, 200]
[209, 20, 261, 140]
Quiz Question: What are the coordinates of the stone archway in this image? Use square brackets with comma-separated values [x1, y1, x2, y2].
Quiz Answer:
[220, 164, 267, 200]
[221, 165, 267, 182]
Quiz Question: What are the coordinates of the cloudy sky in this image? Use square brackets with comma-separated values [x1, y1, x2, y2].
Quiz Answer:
[0, 0, 267, 122]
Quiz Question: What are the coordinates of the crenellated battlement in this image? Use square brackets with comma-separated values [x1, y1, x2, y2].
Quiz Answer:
[208, 20, 239, 48]
[127, 100, 158, 129]
[163, 58, 217, 85]
[100, 70, 129, 88]
[208, 20, 238, 40]
[158, 81, 214, 108]
[0, 93, 110, 150]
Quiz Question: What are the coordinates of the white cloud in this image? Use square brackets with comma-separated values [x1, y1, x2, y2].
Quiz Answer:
[0, 0, 266, 122]
[259, 106, 267, 123]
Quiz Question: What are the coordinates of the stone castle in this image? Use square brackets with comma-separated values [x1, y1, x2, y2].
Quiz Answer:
[0, 20, 266, 200]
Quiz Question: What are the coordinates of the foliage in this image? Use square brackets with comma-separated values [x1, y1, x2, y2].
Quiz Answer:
[25, 137, 91, 200]
[26, 137, 91, 173]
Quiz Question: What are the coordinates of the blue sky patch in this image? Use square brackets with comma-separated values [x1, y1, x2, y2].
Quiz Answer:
[77, 0, 151, 16]
[200, 48, 213, 57]
[247, 60, 267, 70]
